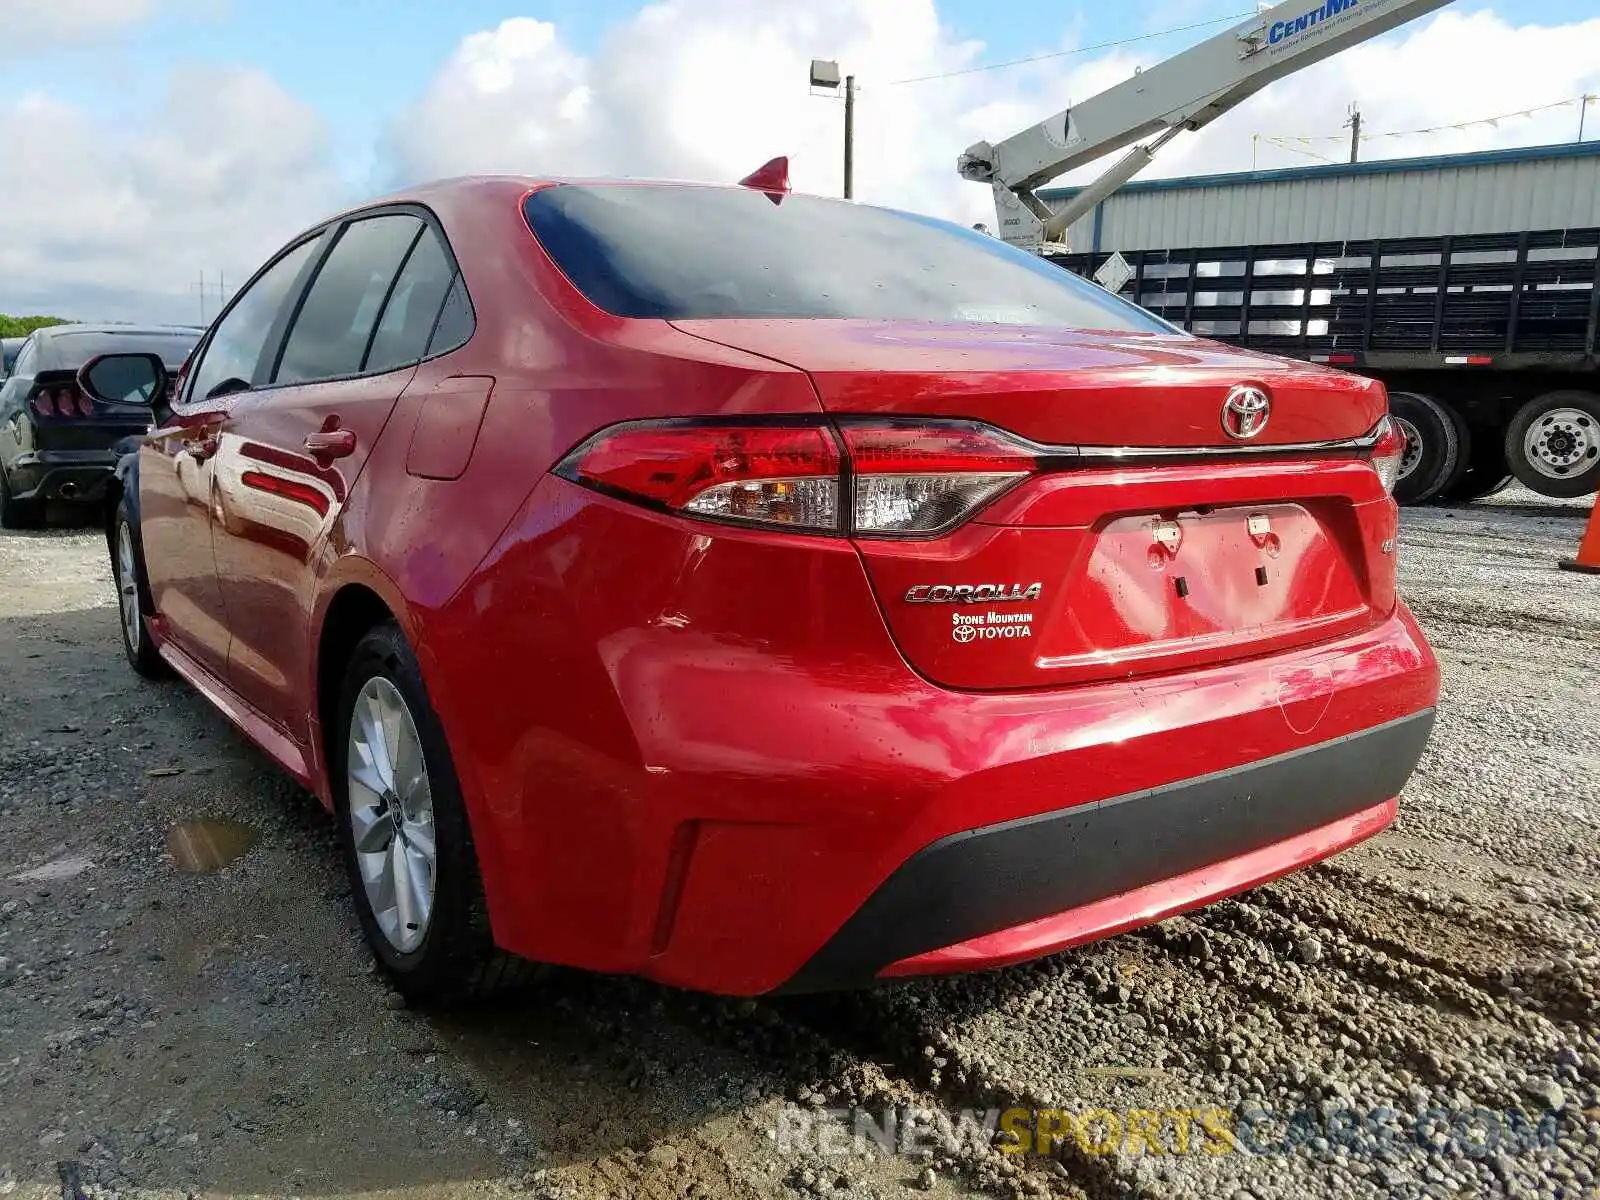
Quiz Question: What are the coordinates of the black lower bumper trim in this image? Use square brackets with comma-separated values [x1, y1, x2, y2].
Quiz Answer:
[10, 462, 116, 502]
[778, 709, 1435, 993]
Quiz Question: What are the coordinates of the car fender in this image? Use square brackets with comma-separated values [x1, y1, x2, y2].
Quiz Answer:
[105, 436, 144, 544]
[305, 549, 423, 783]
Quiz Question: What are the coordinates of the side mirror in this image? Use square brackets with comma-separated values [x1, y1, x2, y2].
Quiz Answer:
[78, 352, 169, 408]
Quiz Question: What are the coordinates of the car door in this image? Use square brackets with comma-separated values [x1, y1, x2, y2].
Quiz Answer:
[210, 210, 460, 738]
[140, 233, 326, 677]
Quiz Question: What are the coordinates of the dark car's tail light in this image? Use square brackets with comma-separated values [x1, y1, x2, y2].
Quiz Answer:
[28, 385, 93, 419]
[555, 418, 1038, 538]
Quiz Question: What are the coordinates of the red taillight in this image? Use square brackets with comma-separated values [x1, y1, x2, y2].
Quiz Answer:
[1370, 416, 1406, 495]
[560, 423, 841, 532]
[30, 390, 54, 417]
[75, 390, 95, 417]
[839, 422, 1036, 535]
[555, 419, 1037, 537]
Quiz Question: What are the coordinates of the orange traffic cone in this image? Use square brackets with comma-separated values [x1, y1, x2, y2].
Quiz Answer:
[1558, 493, 1600, 575]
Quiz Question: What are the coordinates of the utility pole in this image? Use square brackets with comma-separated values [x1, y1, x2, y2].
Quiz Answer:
[196, 270, 207, 324]
[808, 59, 857, 200]
[1581, 94, 1595, 143]
[843, 75, 856, 200]
[1346, 103, 1362, 163]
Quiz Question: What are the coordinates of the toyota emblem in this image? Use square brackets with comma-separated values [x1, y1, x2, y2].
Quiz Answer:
[1221, 385, 1271, 441]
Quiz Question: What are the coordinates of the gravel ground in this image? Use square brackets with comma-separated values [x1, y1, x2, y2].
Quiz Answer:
[1, 485, 1596, 1200]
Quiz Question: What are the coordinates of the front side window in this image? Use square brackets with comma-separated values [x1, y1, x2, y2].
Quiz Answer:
[523, 184, 1169, 332]
[274, 215, 424, 386]
[188, 236, 322, 404]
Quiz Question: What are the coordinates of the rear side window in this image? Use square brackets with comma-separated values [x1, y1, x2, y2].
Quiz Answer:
[189, 236, 322, 403]
[523, 184, 1168, 332]
[363, 227, 458, 374]
[274, 215, 424, 385]
[427, 276, 473, 356]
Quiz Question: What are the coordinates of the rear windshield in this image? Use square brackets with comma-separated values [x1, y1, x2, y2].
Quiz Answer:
[42, 330, 200, 371]
[523, 184, 1169, 331]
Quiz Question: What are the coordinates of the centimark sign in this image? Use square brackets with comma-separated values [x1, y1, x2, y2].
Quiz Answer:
[1268, 0, 1363, 45]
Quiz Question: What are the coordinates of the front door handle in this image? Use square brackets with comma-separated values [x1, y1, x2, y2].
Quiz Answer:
[305, 429, 357, 459]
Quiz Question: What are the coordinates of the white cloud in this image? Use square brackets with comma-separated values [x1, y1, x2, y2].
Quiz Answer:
[0, 67, 340, 322]
[4, 4, 1599, 321]
[2, 0, 161, 53]
[393, 4, 1600, 232]
[387, 0, 1059, 227]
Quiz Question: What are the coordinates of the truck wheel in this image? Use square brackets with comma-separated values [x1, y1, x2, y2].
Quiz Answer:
[1437, 427, 1513, 504]
[1388, 392, 1462, 505]
[1505, 391, 1600, 498]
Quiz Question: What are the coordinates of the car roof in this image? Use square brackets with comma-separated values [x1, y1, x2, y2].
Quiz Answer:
[299, 174, 821, 233]
[33, 322, 206, 340]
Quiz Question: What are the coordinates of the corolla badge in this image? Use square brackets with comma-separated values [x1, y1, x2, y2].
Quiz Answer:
[905, 582, 1043, 605]
[1221, 384, 1272, 440]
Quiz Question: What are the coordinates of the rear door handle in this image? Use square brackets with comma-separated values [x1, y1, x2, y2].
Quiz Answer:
[305, 429, 357, 459]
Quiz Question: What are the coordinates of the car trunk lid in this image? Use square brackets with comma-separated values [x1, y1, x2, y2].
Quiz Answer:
[674, 318, 1397, 691]
[670, 319, 1386, 448]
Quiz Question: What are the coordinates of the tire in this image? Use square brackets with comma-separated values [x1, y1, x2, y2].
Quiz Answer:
[1388, 392, 1462, 506]
[332, 622, 535, 1005]
[1504, 391, 1600, 499]
[1436, 424, 1514, 504]
[110, 495, 169, 678]
[0, 467, 43, 529]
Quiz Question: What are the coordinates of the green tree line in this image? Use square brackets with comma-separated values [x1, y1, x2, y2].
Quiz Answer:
[0, 315, 69, 338]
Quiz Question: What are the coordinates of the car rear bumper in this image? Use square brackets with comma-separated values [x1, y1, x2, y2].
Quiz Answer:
[641, 607, 1436, 995]
[430, 486, 1440, 997]
[7, 449, 119, 502]
[780, 712, 1429, 992]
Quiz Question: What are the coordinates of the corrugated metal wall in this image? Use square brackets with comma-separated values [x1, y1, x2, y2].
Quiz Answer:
[1043, 143, 1600, 253]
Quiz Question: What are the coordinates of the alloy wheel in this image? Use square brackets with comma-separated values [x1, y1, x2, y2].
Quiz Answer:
[346, 676, 437, 954]
[117, 522, 141, 650]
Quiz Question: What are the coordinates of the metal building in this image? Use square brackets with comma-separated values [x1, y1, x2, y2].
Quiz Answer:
[1041, 141, 1600, 255]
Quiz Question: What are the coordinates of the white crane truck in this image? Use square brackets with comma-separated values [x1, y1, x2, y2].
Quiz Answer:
[957, 0, 1600, 505]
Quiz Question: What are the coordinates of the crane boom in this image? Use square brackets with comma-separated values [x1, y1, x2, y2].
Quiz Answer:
[960, 0, 1453, 251]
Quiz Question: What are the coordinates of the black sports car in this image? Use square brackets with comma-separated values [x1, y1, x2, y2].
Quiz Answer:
[0, 323, 201, 528]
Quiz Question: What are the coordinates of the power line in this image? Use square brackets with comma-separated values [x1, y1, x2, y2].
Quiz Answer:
[886, 11, 1256, 86]
[1259, 95, 1592, 145]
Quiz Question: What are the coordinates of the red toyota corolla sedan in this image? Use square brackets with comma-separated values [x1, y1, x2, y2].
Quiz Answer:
[97, 174, 1438, 1001]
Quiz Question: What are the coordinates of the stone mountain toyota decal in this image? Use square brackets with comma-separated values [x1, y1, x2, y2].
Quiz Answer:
[904, 582, 1043, 645]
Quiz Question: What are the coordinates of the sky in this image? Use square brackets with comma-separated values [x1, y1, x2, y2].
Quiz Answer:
[2, 0, 1598, 324]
